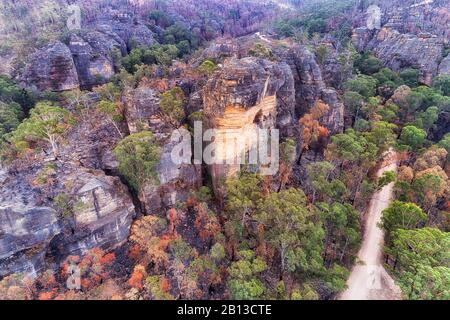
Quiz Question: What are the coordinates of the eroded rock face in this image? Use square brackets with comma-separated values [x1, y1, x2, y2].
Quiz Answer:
[141, 136, 202, 214]
[320, 88, 345, 135]
[370, 29, 444, 85]
[203, 57, 295, 189]
[319, 42, 354, 90]
[379, 0, 450, 42]
[0, 164, 135, 276]
[48, 169, 135, 258]
[352, 27, 375, 52]
[282, 45, 344, 135]
[22, 41, 79, 92]
[198, 39, 347, 189]
[121, 85, 170, 134]
[352, 1, 448, 86]
[0, 203, 60, 277]
[438, 55, 450, 76]
[69, 30, 126, 89]
[204, 57, 295, 131]
[121, 84, 202, 214]
[96, 19, 157, 50]
[281, 46, 326, 117]
[21, 19, 154, 91]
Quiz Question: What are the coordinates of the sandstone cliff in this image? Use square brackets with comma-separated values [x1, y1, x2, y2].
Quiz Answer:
[351, 0, 450, 85]
[21, 41, 80, 92]
[0, 164, 135, 276]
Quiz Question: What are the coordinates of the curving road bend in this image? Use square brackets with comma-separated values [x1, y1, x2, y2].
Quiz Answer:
[339, 150, 402, 300]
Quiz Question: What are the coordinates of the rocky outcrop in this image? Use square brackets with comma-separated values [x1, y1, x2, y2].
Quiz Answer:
[438, 54, 450, 76]
[351, 0, 450, 85]
[21, 19, 155, 91]
[21, 41, 79, 92]
[281, 46, 325, 117]
[203, 57, 295, 189]
[0, 163, 135, 277]
[281, 45, 344, 135]
[0, 203, 60, 277]
[141, 136, 202, 214]
[95, 19, 157, 50]
[369, 29, 444, 85]
[320, 88, 345, 135]
[351, 27, 375, 52]
[121, 84, 202, 214]
[387, 85, 412, 107]
[68, 30, 126, 88]
[379, 0, 450, 43]
[48, 168, 135, 258]
[319, 42, 354, 90]
[127, 24, 158, 49]
[121, 85, 170, 134]
[198, 38, 346, 190]
[195, 38, 239, 64]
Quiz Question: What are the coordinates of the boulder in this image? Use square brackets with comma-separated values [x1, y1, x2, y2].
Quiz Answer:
[96, 20, 157, 50]
[369, 29, 444, 85]
[121, 84, 202, 214]
[203, 57, 296, 189]
[0, 164, 135, 276]
[68, 30, 126, 88]
[387, 85, 412, 106]
[48, 169, 135, 258]
[21, 41, 79, 92]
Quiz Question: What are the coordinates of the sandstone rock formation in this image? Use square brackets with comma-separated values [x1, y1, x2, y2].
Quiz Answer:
[351, 0, 450, 86]
[122, 85, 167, 134]
[198, 37, 346, 190]
[0, 164, 135, 276]
[21, 41, 79, 92]
[0, 202, 60, 277]
[140, 136, 202, 214]
[21, 17, 155, 92]
[68, 30, 126, 88]
[438, 54, 450, 76]
[281, 45, 344, 135]
[318, 41, 354, 90]
[121, 84, 202, 214]
[203, 57, 295, 190]
[95, 18, 157, 50]
[47, 169, 135, 258]
[370, 29, 444, 85]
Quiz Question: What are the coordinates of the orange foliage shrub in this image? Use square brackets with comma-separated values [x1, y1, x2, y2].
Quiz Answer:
[61, 248, 116, 291]
[299, 100, 330, 151]
[128, 244, 142, 261]
[128, 265, 147, 290]
[194, 203, 221, 242]
[38, 289, 57, 300]
[167, 208, 179, 235]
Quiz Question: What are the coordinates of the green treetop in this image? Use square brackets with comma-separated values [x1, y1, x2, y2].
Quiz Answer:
[8, 101, 73, 158]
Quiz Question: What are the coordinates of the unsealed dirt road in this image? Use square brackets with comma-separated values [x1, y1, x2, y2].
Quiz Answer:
[339, 150, 402, 300]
